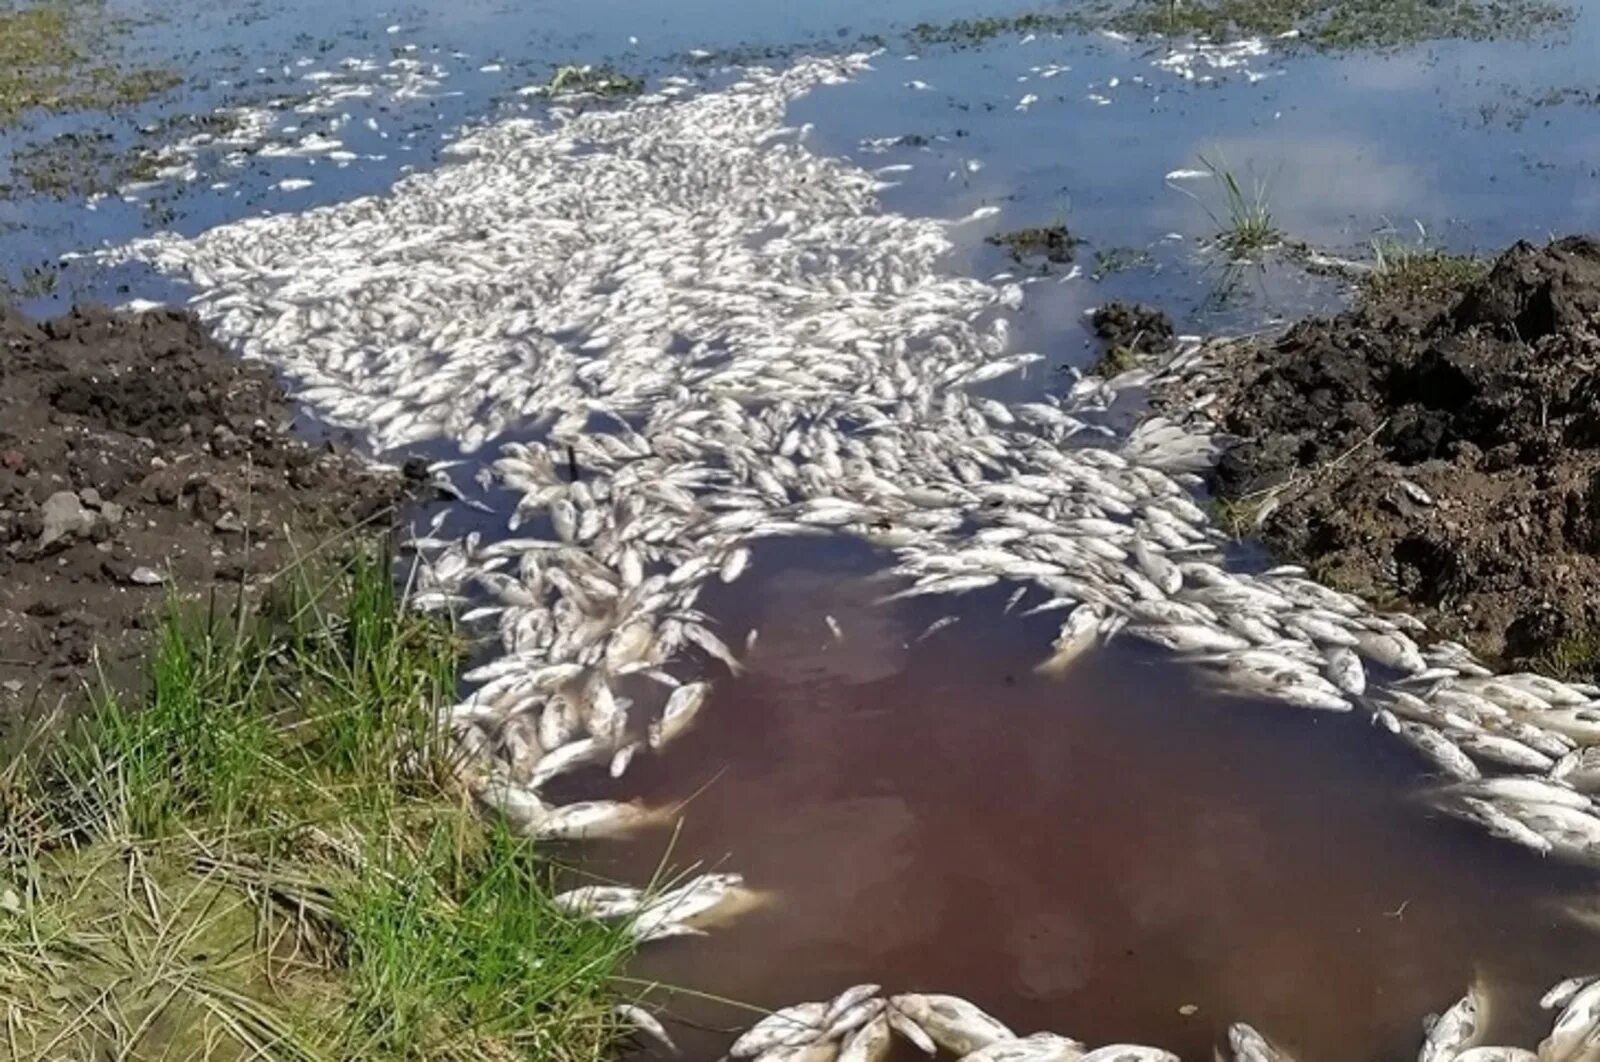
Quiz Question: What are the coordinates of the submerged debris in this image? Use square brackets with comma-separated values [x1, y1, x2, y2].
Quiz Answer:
[986, 224, 1081, 266]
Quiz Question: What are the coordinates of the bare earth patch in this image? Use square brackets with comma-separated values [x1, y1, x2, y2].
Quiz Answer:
[1193, 236, 1600, 676]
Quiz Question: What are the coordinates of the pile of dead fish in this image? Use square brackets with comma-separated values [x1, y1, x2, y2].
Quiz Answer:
[104, 46, 1600, 873]
[104, 46, 1600, 1058]
[616, 973, 1600, 1060]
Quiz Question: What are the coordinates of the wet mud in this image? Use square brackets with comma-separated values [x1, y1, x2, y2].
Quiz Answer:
[1201, 235, 1600, 675]
[0, 303, 422, 714]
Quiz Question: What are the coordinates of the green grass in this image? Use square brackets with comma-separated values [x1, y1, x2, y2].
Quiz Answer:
[0, 544, 641, 1061]
[1362, 226, 1488, 306]
[1532, 630, 1600, 681]
[1184, 155, 1281, 261]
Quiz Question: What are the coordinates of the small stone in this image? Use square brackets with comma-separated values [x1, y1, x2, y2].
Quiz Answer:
[128, 565, 165, 586]
[79, 487, 102, 508]
[0, 450, 24, 472]
[150, 455, 166, 469]
[99, 501, 125, 526]
[0, 680, 22, 694]
[1178, 1004, 1199, 1017]
[214, 512, 245, 534]
[37, 491, 95, 548]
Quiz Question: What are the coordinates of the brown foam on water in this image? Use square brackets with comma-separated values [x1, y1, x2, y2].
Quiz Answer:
[561, 542, 1600, 1061]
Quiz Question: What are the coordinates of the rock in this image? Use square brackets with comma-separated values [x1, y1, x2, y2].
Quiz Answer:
[99, 501, 125, 527]
[0, 450, 25, 472]
[128, 565, 165, 586]
[37, 491, 95, 548]
[79, 487, 102, 508]
[0, 680, 22, 694]
[213, 512, 244, 534]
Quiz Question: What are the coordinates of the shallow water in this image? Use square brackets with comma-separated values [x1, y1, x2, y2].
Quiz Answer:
[12, 0, 1600, 1053]
[566, 539, 1600, 1059]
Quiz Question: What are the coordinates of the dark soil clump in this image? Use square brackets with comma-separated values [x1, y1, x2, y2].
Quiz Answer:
[1200, 235, 1600, 673]
[1092, 301, 1175, 374]
[987, 224, 1081, 266]
[0, 303, 423, 714]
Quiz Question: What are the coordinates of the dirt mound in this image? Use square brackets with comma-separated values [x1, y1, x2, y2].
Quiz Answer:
[1204, 236, 1600, 672]
[0, 304, 426, 714]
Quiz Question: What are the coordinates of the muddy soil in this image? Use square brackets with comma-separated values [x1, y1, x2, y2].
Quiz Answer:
[0, 303, 425, 715]
[1198, 236, 1600, 673]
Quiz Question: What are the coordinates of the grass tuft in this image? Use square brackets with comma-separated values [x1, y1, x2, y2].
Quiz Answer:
[0, 541, 639, 1061]
[1183, 154, 1281, 260]
[1362, 224, 1488, 306]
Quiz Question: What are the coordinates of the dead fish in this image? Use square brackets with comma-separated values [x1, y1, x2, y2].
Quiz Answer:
[1452, 731, 1554, 772]
[1355, 630, 1427, 674]
[731, 1002, 827, 1057]
[1079, 1047, 1178, 1061]
[683, 621, 744, 674]
[1467, 777, 1590, 811]
[888, 1006, 939, 1055]
[756, 1043, 840, 1062]
[475, 777, 549, 831]
[1132, 540, 1182, 595]
[1452, 797, 1554, 856]
[825, 985, 885, 1025]
[1418, 985, 1483, 1062]
[610, 740, 642, 778]
[1539, 977, 1600, 1062]
[649, 681, 710, 749]
[1228, 1023, 1293, 1062]
[552, 884, 645, 919]
[1037, 605, 1102, 675]
[529, 799, 667, 840]
[914, 615, 961, 643]
[1324, 648, 1366, 697]
[1554, 749, 1600, 792]
[615, 1003, 678, 1054]
[1542, 977, 1599, 1011]
[838, 1013, 893, 1062]
[528, 736, 608, 789]
[959, 1031, 1086, 1060]
[1397, 723, 1480, 782]
[825, 999, 886, 1041]
[1125, 624, 1250, 655]
[889, 994, 1014, 1055]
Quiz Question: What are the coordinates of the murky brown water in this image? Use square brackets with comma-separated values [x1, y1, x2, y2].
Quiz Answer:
[556, 540, 1600, 1061]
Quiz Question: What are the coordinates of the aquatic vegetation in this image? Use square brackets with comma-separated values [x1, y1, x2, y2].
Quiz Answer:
[0, 2, 179, 128]
[1093, 343, 1142, 376]
[908, 11, 1095, 47]
[530, 64, 645, 99]
[1091, 246, 1156, 279]
[3, 127, 163, 199]
[908, 0, 1569, 51]
[1179, 155, 1281, 260]
[0, 547, 639, 1060]
[985, 223, 1081, 265]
